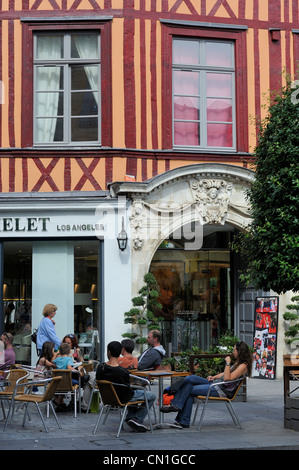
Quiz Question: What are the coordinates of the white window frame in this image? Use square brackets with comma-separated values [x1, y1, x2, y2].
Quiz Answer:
[33, 31, 101, 147]
[172, 38, 236, 152]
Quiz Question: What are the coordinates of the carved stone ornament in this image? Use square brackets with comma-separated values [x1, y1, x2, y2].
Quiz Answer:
[190, 178, 233, 224]
[129, 200, 146, 250]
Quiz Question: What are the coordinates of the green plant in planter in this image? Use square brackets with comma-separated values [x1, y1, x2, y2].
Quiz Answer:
[122, 273, 164, 352]
[162, 333, 241, 375]
[283, 295, 299, 345]
[218, 333, 241, 350]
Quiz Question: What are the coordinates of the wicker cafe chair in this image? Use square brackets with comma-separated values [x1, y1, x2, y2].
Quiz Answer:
[93, 380, 154, 438]
[0, 369, 29, 419]
[51, 369, 81, 416]
[3, 376, 63, 433]
[192, 377, 245, 431]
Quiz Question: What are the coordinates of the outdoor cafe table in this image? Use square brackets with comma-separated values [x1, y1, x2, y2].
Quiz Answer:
[131, 370, 190, 428]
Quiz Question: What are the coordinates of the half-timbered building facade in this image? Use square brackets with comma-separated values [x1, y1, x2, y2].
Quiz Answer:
[0, 0, 297, 376]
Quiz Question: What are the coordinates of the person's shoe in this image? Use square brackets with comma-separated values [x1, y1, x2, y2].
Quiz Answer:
[81, 408, 90, 413]
[127, 419, 147, 433]
[55, 404, 67, 412]
[170, 422, 183, 429]
[159, 404, 180, 413]
[173, 421, 189, 428]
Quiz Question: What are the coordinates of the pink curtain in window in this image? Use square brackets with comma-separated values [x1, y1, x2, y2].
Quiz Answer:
[173, 70, 200, 146]
[173, 40, 234, 148]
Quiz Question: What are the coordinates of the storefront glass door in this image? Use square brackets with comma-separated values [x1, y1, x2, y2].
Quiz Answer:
[74, 240, 100, 360]
[150, 228, 233, 355]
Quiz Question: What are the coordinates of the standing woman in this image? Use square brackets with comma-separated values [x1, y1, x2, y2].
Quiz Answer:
[160, 341, 252, 428]
[36, 304, 61, 356]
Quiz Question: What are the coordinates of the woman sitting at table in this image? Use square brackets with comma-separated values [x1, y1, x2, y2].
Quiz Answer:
[160, 341, 252, 428]
[62, 334, 84, 363]
[62, 334, 90, 387]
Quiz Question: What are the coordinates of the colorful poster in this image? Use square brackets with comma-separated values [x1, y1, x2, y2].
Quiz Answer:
[252, 297, 278, 379]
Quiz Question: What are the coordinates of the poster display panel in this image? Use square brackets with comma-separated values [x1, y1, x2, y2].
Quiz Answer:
[252, 296, 278, 379]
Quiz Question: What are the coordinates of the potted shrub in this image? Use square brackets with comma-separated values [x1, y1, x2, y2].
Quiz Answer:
[122, 273, 164, 352]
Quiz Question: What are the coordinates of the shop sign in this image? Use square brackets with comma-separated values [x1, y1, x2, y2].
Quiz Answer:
[0, 216, 104, 237]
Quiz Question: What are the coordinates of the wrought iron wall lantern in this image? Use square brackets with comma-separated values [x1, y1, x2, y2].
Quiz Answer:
[117, 216, 128, 251]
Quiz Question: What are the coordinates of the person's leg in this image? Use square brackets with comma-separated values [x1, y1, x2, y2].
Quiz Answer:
[171, 375, 209, 410]
[81, 371, 96, 410]
[126, 389, 156, 423]
[175, 381, 220, 426]
[191, 382, 220, 398]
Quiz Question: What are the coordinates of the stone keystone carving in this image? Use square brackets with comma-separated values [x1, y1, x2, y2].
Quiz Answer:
[190, 178, 233, 224]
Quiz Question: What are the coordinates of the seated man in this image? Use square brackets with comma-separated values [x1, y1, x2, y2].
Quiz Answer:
[137, 329, 166, 370]
[81, 339, 138, 412]
[118, 339, 138, 370]
[0, 332, 15, 375]
[96, 341, 156, 432]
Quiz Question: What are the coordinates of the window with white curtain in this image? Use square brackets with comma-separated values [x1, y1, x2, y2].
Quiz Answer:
[173, 38, 236, 151]
[34, 32, 100, 145]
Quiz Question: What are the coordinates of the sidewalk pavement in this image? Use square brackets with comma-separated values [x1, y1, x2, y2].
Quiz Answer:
[1, 377, 299, 452]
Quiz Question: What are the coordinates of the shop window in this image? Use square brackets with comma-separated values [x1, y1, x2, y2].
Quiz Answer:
[150, 228, 233, 354]
[74, 240, 100, 360]
[2, 241, 33, 364]
[1, 239, 101, 364]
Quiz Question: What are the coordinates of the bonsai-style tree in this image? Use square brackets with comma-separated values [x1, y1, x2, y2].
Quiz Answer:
[283, 295, 299, 345]
[122, 272, 164, 352]
[232, 78, 299, 295]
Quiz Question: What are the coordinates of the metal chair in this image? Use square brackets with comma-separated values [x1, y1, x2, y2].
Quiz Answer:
[93, 378, 154, 438]
[130, 373, 157, 424]
[192, 377, 245, 431]
[0, 369, 29, 419]
[81, 360, 99, 413]
[4, 376, 62, 433]
[51, 369, 81, 416]
[85, 375, 98, 414]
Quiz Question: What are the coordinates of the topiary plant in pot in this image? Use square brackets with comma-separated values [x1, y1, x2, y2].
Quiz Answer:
[122, 272, 164, 352]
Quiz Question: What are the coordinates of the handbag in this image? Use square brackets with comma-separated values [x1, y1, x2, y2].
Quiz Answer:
[31, 328, 38, 344]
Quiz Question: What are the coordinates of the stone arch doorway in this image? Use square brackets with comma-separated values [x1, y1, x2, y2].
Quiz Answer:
[110, 163, 255, 351]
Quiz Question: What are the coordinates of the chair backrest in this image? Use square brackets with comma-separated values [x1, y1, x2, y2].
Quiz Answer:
[4, 369, 28, 394]
[82, 362, 94, 373]
[97, 380, 126, 407]
[42, 376, 63, 402]
[229, 377, 245, 401]
[51, 369, 73, 391]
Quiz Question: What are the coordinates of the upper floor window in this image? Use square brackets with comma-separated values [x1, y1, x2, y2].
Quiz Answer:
[34, 32, 101, 145]
[172, 38, 235, 151]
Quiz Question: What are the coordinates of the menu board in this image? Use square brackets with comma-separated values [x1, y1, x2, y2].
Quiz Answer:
[252, 297, 278, 379]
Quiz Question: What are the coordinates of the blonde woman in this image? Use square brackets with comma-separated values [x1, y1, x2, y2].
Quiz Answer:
[36, 304, 61, 355]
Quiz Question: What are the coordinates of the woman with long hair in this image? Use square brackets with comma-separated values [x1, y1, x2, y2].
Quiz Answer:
[160, 341, 252, 428]
[62, 334, 83, 363]
[35, 341, 57, 380]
